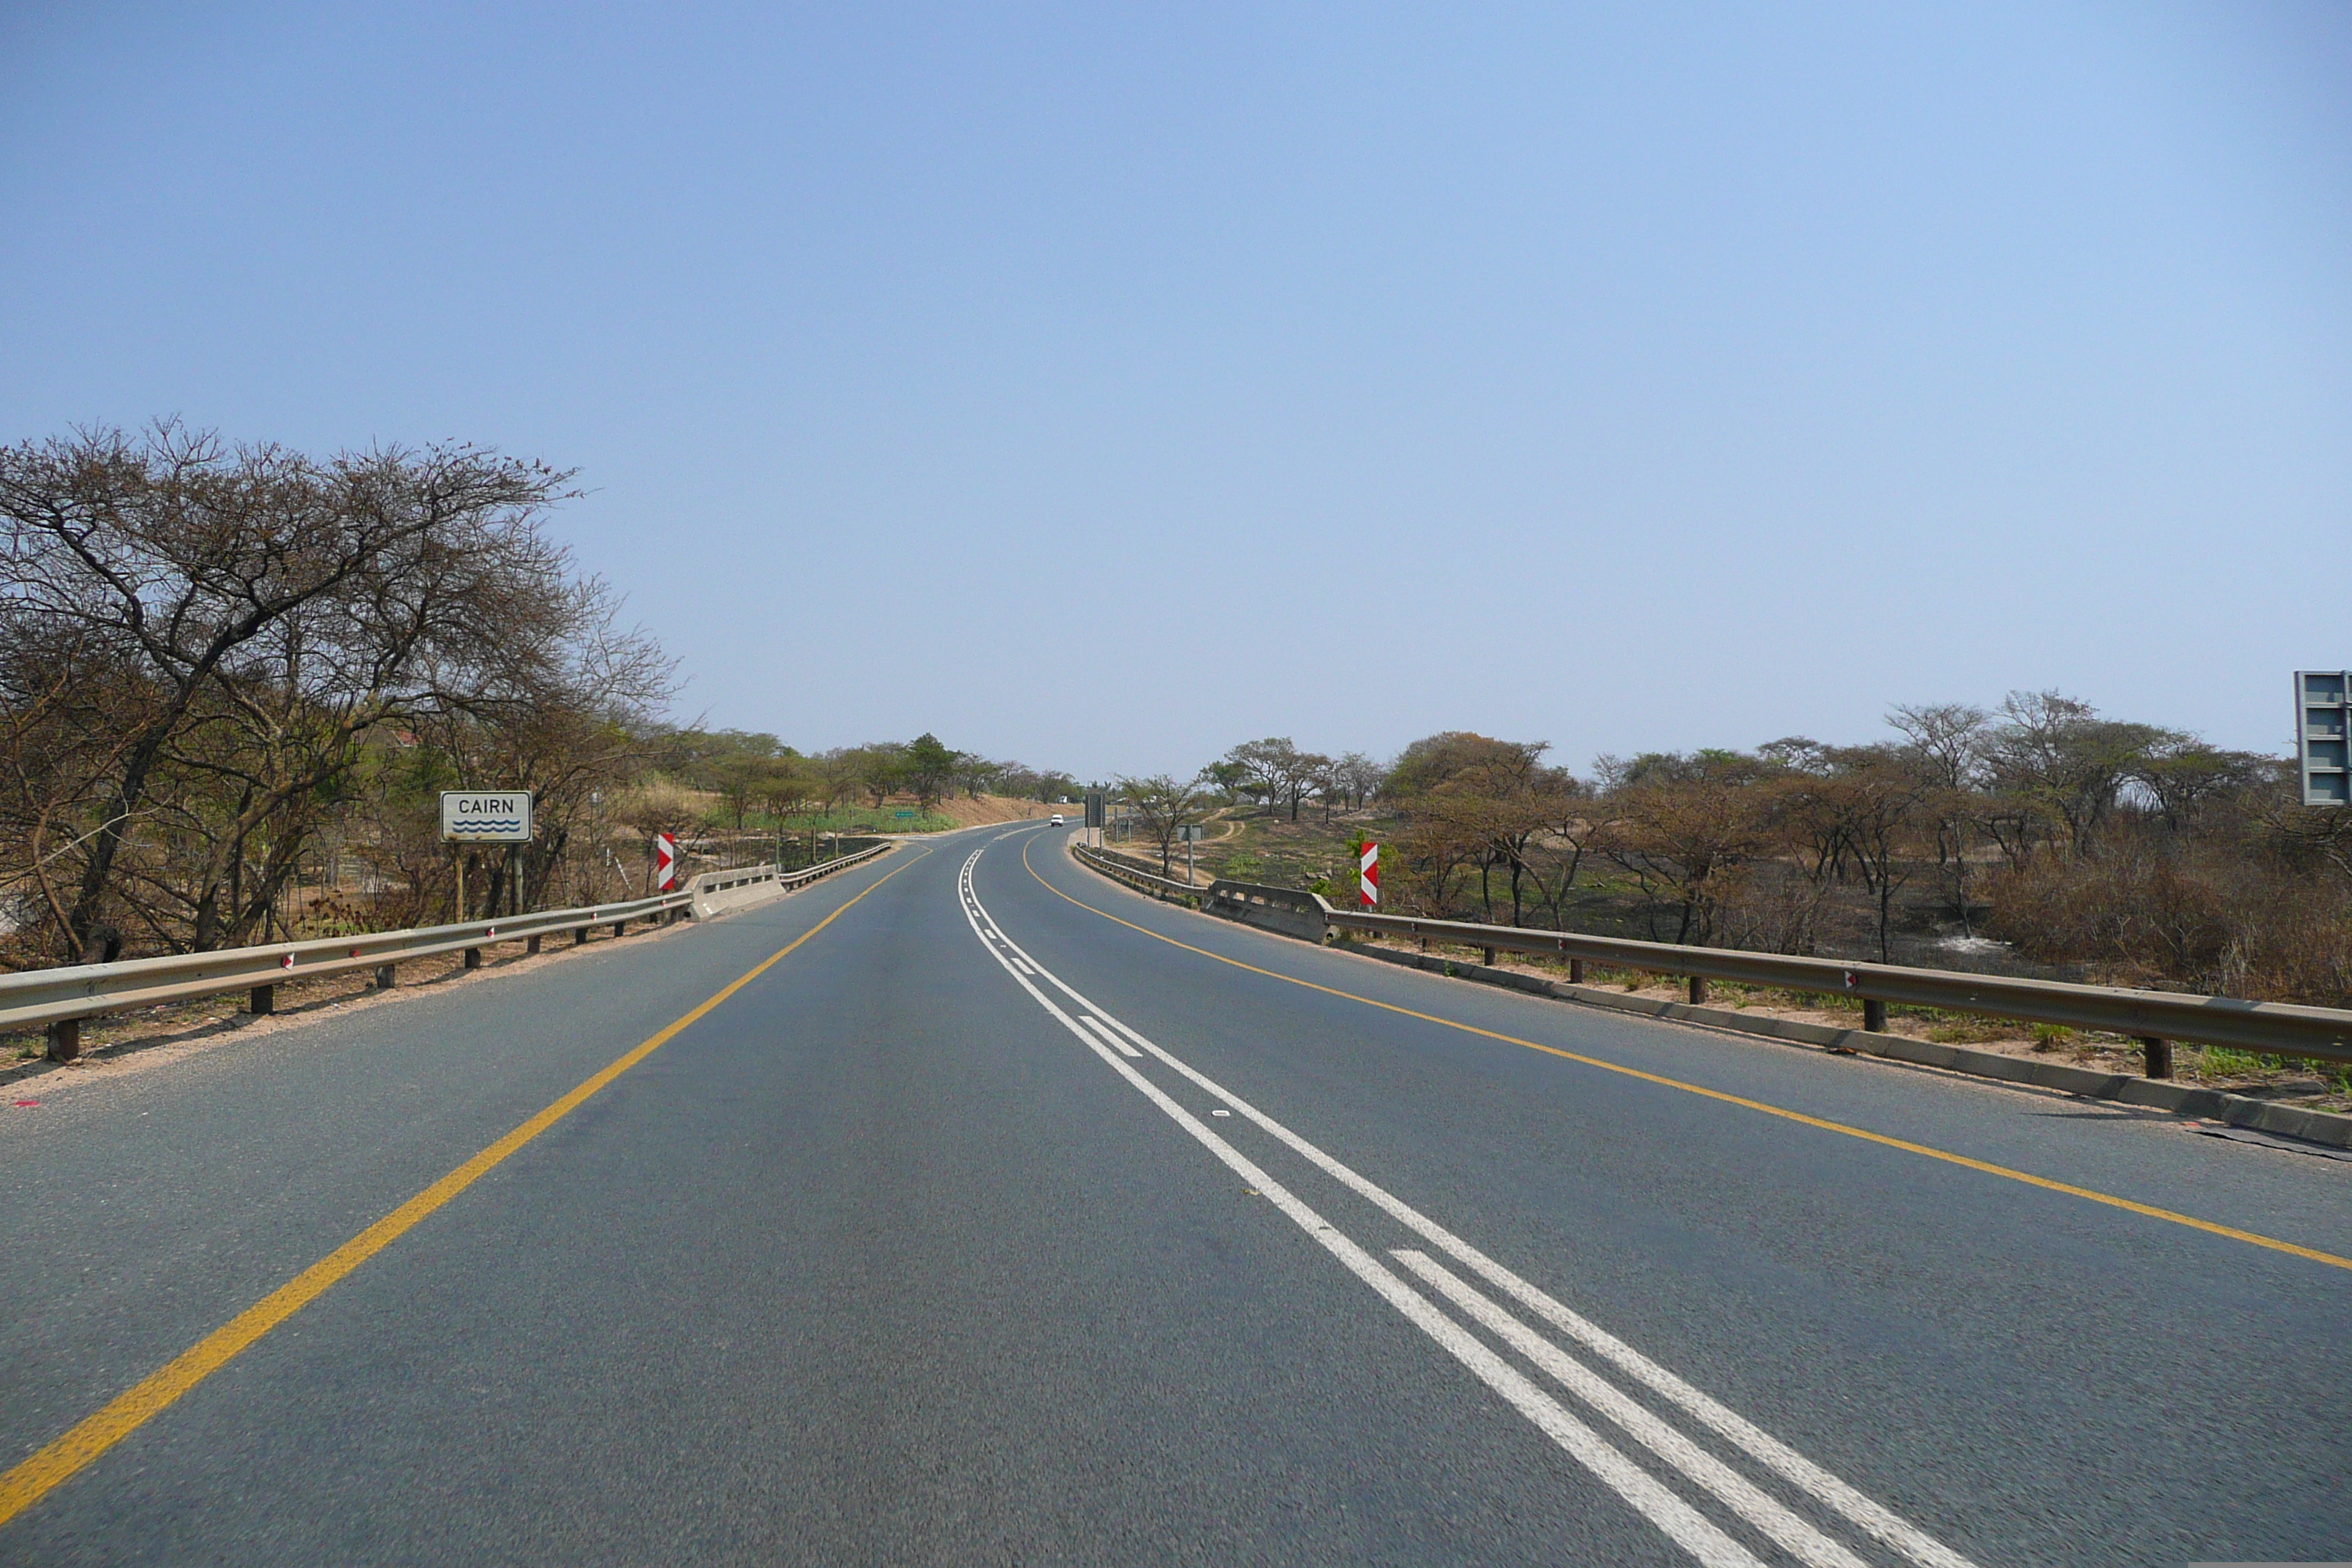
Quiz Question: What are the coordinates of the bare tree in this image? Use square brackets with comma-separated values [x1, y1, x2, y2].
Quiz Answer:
[1119, 774, 1213, 878]
[1889, 702, 1990, 935]
[0, 423, 591, 956]
[1331, 751, 1388, 810]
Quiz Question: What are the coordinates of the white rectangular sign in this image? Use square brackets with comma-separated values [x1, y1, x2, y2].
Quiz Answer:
[440, 790, 534, 843]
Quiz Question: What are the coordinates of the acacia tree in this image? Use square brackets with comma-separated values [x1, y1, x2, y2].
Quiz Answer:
[1330, 751, 1388, 810]
[1823, 745, 1932, 963]
[850, 743, 910, 808]
[1390, 736, 1572, 925]
[1983, 690, 2169, 859]
[1196, 760, 1251, 807]
[807, 748, 866, 815]
[1223, 737, 1330, 821]
[1595, 750, 1775, 945]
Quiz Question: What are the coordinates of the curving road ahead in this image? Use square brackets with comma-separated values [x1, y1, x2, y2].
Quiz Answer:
[1, 823, 2346, 1565]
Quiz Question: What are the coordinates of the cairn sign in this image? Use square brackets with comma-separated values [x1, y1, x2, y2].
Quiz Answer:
[440, 791, 534, 843]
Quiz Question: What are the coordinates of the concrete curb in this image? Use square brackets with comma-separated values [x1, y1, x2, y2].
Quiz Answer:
[687, 844, 894, 920]
[1341, 942, 2352, 1151]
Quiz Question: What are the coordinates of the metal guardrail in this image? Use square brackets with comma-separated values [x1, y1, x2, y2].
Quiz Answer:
[1068, 840, 2352, 1073]
[1073, 843, 1199, 900]
[690, 841, 889, 911]
[1328, 908, 2352, 1070]
[4, 843, 894, 1061]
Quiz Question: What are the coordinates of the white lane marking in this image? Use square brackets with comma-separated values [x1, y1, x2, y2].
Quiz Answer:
[966, 843, 1983, 1568]
[1077, 1014, 1144, 1058]
[1393, 1250, 1869, 1568]
[954, 857, 1765, 1567]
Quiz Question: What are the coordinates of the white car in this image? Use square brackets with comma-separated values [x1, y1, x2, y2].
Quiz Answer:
[1049, 813, 1066, 826]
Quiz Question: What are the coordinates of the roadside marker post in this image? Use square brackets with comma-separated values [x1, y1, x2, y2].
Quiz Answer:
[1177, 823, 1208, 884]
[1360, 841, 1379, 908]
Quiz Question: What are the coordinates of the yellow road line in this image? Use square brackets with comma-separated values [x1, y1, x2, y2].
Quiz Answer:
[0, 848, 927, 1530]
[1022, 838, 2352, 1275]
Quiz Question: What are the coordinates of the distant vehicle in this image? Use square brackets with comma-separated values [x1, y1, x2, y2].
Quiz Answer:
[1049, 813, 1065, 826]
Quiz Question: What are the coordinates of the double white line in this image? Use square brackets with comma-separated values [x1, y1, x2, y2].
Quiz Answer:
[957, 842, 1980, 1568]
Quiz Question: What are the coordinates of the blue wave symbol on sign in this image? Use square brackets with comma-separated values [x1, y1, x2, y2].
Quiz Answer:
[454, 819, 525, 829]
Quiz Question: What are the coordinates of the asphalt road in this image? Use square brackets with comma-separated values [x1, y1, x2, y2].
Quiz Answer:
[1, 822, 2346, 1565]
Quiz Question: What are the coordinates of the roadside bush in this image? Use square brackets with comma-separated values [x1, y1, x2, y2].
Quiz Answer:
[1986, 840, 2352, 1007]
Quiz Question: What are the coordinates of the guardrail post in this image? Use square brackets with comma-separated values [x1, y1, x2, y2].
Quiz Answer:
[45, 1019, 80, 1063]
[572, 924, 589, 946]
[1688, 976, 1708, 1004]
[1863, 998, 1887, 1033]
[374, 963, 397, 990]
[1568, 958, 1586, 985]
[1482, 946, 1497, 967]
[611, 920, 625, 939]
[2140, 1036, 2173, 1079]
[527, 934, 542, 955]
[249, 984, 274, 1015]
[463, 947, 483, 970]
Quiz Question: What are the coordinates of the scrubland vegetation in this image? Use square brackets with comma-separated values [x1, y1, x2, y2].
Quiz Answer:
[1123, 701, 2352, 1012]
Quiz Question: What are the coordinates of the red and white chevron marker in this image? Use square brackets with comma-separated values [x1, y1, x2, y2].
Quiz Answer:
[1358, 840, 1379, 908]
[654, 832, 679, 892]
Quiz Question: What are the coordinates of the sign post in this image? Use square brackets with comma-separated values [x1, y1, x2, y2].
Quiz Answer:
[1359, 840, 1379, 908]
[1177, 823, 1208, 883]
[441, 791, 534, 921]
[2296, 671, 2350, 806]
[653, 832, 679, 892]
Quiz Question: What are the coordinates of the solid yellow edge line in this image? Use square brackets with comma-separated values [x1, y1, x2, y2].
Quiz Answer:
[1024, 837, 2352, 1275]
[0, 847, 927, 1529]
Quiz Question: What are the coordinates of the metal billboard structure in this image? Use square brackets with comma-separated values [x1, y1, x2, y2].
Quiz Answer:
[2295, 671, 2350, 807]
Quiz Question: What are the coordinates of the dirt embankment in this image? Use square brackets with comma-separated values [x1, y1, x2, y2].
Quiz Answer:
[925, 794, 1077, 828]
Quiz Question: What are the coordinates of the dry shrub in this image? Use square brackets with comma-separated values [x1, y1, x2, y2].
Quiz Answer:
[1985, 843, 2352, 1006]
[1714, 863, 1833, 955]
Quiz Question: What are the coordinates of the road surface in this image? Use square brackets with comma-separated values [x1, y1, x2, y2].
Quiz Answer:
[1, 823, 2346, 1565]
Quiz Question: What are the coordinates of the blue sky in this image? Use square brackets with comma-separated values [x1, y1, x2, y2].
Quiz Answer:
[4, 3, 2346, 778]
